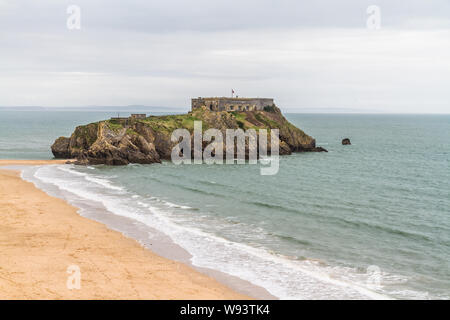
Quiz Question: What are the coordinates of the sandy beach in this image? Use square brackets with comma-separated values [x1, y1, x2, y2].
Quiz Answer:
[0, 159, 71, 166]
[0, 160, 248, 299]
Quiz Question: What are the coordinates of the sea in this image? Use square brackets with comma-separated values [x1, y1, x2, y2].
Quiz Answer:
[1, 110, 449, 299]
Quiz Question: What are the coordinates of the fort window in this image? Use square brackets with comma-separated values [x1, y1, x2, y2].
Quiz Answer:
[209, 104, 213, 111]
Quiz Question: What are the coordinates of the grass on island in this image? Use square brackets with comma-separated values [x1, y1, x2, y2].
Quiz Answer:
[101, 107, 307, 141]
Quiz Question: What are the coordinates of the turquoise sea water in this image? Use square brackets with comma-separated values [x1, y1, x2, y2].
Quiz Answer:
[1, 111, 449, 299]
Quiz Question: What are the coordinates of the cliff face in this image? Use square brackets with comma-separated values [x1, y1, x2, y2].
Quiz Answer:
[51, 106, 326, 165]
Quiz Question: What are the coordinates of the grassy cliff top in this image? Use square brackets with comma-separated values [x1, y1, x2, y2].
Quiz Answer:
[105, 106, 313, 144]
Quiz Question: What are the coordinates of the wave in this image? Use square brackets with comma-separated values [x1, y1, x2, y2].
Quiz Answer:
[57, 165, 125, 192]
[271, 233, 312, 247]
[23, 166, 389, 299]
[22, 165, 434, 300]
[247, 199, 433, 243]
[162, 200, 197, 210]
[56, 165, 86, 176]
[148, 173, 278, 200]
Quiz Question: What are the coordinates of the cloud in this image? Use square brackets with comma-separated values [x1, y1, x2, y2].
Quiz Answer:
[1, 0, 449, 31]
[0, 1, 449, 112]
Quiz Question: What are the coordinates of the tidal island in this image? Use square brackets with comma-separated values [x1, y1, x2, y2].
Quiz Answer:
[51, 97, 327, 165]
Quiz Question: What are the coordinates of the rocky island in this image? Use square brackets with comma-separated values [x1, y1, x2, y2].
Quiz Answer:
[52, 100, 327, 165]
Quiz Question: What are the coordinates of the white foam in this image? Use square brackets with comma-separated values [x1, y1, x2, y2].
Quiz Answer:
[57, 165, 86, 176]
[26, 165, 399, 300]
[163, 200, 193, 210]
[84, 175, 125, 192]
[57, 165, 125, 192]
[141, 206, 391, 299]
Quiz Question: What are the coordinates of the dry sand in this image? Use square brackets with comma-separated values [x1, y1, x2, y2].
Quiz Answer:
[0, 161, 248, 299]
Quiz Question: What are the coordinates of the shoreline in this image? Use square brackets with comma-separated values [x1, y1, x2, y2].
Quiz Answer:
[0, 160, 266, 299]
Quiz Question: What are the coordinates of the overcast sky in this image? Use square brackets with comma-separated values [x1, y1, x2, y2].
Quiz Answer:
[1, 0, 449, 112]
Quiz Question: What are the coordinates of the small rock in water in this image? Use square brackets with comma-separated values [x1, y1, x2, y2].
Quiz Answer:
[342, 138, 351, 145]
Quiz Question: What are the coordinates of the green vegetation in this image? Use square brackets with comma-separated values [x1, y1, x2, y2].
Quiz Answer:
[236, 120, 245, 129]
[126, 128, 139, 136]
[106, 121, 124, 132]
[140, 114, 202, 133]
[74, 123, 99, 146]
[263, 104, 277, 112]
[73, 106, 312, 147]
[255, 113, 279, 128]
[63, 106, 317, 163]
[231, 111, 246, 129]
[231, 111, 246, 121]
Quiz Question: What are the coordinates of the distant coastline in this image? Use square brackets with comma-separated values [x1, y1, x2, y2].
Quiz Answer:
[0, 106, 186, 112]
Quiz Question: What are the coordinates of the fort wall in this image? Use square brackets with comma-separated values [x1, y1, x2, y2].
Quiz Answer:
[192, 97, 274, 112]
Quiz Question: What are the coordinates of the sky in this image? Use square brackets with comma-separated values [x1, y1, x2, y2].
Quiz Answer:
[0, 0, 449, 113]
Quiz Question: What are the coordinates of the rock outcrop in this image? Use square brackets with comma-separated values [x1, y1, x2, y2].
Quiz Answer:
[342, 138, 351, 145]
[52, 106, 327, 165]
[51, 137, 71, 158]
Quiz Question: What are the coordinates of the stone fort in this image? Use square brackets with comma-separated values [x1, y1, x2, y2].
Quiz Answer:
[191, 97, 274, 112]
